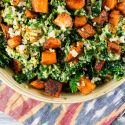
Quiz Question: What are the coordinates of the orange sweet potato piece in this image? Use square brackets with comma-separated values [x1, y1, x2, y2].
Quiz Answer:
[43, 37, 61, 49]
[109, 25, 117, 34]
[7, 36, 22, 48]
[78, 77, 96, 95]
[77, 24, 96, 39]
[66, 42, 84, 62]
[12, 0, 20, 6]
[66, 0, 85, 10]
[72, 58, 79, 64]
[92, 10, 108, 25]
[103, 0, 117, 10]
[95, 60, 105, 72]
[107, 42, 121, 54]
[109, 10, 121, 26]
[13, 59, 22, 73]
[31, 79, 45, 89]
[53, 13, 73, 28]
[25, 10, 37, 19]
[0, 23, 10, 39]
[32, 0, 48, 13]
[41, 50, 57, 65]
[117, 1, 125, 16]
[74, 16, 87, 27]
[45, 79, 62, 97]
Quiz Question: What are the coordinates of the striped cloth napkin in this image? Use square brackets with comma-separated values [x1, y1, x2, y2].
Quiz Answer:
[0, 81, 125, 125]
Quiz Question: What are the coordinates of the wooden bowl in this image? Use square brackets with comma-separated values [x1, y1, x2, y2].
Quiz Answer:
[0, 67, 124, 103]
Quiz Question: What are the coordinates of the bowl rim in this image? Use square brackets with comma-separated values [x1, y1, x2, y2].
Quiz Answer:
[0, 68, 125, 103]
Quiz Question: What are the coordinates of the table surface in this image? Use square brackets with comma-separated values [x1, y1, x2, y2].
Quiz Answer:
[0, 112, 23, 125]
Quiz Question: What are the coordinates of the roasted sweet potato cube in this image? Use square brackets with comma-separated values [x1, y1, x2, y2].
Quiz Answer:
[13, 59, 22, 73]
[25, 10, 37, 19]
[66, 0, 85, 10]
[0, 23, 10, 39]
[32, 0, 48, 13]
[77, 24, 96, 39]
[43, 37, 61, 49]
[7, 36, 22, 48]
[107, 42, 121, 54]
[53, 13, 73, 28]
[92, 10, 108, 25]
[66, 42, 83, 62]
[117, 1, 125, 16]
[12, 0, 20, 6]
[103, 0, 117, 10]
[109, 10, 121, 26]
[45, 79, 62, 97]
[41, 50, 57, 65]
[74, 16, 87, 27]
[31, 79, 45, 89]
[78, 77, 96, 95]
[95, 60, 105, 72]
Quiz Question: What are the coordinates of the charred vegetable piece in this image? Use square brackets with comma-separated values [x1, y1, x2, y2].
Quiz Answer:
[74, 16, 87, 27]
[95, 60, 105, 72]
[53, 13, 73, 29]
[25, 10, 37, 19]
[12, 0, 20, 6]
[109, 10, 121, 26]
[77, 24, 96, 39]
[31, 79, 45, 89]
[7, 36, 22, 48]
[117, 1, 125, 16]
[41, 50, 57, 65]
[107, 42, 121, 54]
[103, 0, 117, 10]
[43, 37, 61, 49]
[32, 0, 48, 13]
[0, 23, 10, 39]
[77, 77, 96, 95]
[13, 59, 22, 73]
[66, 42, 84, 62]
[92, 10, 108, 25]
[66, 0, 85, 10]
[45, 79, 62, 97]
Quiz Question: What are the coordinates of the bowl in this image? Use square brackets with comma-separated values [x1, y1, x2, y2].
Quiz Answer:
[0, 67, 124, 103]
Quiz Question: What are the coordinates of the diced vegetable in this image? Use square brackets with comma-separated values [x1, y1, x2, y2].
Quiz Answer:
[107, 42, 121, 54]
[66, 0, 85, 10]
[77, 77, 96, 95]
[43, 37, 61, 49]
[41, 50, 57, 65]
[77, 24, 96, 39]
[53, 13, 73, 29]
[13, 59, 22, 73]
[92, 10, 108, 25]
[103, 0, 117, 10]
[95, 60, 105, 71]
[109, 10, 121, 26]
[7, 36, 22, 48]
[31, 79, 45, 89]
[117, 1, 125, 16]
[74, 16, 87, 27]
[32, 0, 48, 13]
[25, 10, 37, 19]
[0, 23, 10, 39]
[12, 0, 20, 6]
[45, 79, 62, 97]
[66, 42, 84, 62]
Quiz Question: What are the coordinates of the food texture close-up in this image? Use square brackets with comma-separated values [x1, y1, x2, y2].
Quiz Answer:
[0, 0, 125, 97]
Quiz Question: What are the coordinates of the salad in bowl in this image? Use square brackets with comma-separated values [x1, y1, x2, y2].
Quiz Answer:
[0, 0, 125, 98]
